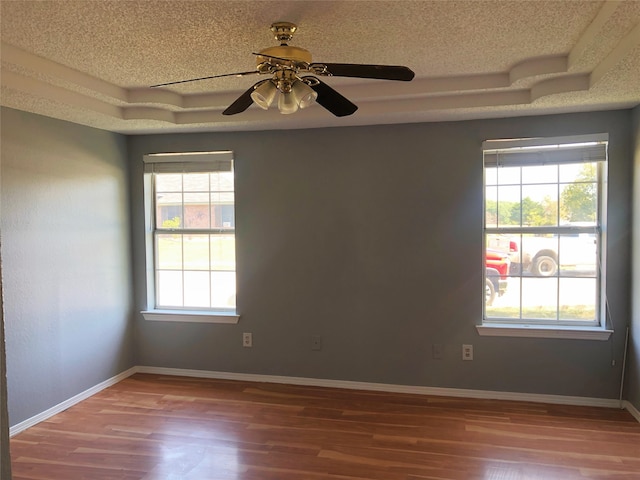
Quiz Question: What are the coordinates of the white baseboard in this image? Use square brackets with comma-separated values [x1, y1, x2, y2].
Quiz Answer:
[136, 366, 624, 410]
[9, 367, 137, 437]
[12, 365, 638, 437]
[623, 400, 640, 422]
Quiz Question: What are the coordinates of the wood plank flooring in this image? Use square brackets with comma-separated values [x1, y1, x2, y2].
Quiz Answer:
[10, 373, 640, 479]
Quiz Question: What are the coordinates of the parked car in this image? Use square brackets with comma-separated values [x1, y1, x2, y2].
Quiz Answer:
[488, 232, 596, 276]
[486, 234, 521, 274]
[519, 233, 597, 276]
[485, 249, 510, 306]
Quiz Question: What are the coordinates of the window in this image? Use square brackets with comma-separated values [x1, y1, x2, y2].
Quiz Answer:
[481, 134, 610, 339]
[142, 152, 238, 323]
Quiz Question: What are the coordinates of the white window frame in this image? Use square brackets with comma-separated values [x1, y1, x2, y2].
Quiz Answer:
[478, 134, 611, 340]
[141, 151, 239, 324]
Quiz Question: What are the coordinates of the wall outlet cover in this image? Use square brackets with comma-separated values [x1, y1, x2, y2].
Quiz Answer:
[462, 344, 473, 360]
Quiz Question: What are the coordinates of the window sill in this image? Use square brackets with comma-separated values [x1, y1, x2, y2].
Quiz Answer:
[141, 310, 240, 324]
[477, 324, 612, 340]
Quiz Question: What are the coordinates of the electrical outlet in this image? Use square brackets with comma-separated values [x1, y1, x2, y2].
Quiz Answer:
[311, 335, 322, 351]
[243, 332, 252, 348]
[432, 344, 443, 360]
[462, 344, 473, 361]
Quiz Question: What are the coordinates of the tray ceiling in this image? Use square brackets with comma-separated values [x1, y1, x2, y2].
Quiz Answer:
[1, 0, 639, 134]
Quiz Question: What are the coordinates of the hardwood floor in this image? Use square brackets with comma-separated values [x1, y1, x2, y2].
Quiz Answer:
[10, 373, 640, 479]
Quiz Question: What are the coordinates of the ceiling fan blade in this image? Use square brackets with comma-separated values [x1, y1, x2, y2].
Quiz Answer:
[151, 71, 258, 88]
[222, 85, 256, 115]
[312, 63, 415, 81]
[307, 78, 358, 117]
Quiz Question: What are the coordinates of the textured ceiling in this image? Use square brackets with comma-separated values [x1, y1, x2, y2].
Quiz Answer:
[1, 0, 639, 134]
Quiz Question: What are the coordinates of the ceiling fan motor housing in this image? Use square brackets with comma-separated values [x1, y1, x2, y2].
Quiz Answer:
[256, 45, 312, 65]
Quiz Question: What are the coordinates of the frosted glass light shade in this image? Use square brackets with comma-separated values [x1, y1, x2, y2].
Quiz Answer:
[292, 80, 317, 109]
[278, 91, 299, 114]
[250, 81, 277, 110]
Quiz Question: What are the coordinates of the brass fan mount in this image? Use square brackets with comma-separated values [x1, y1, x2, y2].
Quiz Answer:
[270, 22, 297, 44]
[256, 22, 312, 66]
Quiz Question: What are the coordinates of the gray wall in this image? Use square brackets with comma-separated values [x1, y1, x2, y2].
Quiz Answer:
[129, 110, 632, 400]
[1, 107, 134, 426]
[628, 105, 640, 411]
[1, 105, 634, 436]
[0, 284, 10, 478]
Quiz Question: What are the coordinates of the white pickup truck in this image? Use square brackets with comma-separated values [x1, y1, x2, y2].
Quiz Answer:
[488, 233, 597, 276]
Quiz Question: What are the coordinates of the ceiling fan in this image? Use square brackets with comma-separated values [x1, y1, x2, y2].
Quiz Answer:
[151, 22, 415, 117]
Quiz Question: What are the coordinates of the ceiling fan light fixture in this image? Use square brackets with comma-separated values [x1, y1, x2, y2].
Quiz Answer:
[154, 22, 415, 118]
[292, 80, 318, 109]
[250, 80, 277, 110]
[278, 91, 299, 114]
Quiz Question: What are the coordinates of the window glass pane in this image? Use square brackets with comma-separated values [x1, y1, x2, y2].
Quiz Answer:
[156, 192, 183, 228]
[486, 233, 511, 252]
[559, 162, 596, 183]
[211, 172, 234, 192]
[497, 166, 520, 185]
[522, 277, 558, 320]
[522, 234, 559, 276]
[559, 278, 598, 322]
[211, 193, 235, 228]
[211, 271, 236, 308]
[184, 193, 210, 229]
[183, 173, 210, 192]
[184, 271, 211, 308]
[485, 276, 521, 319]
[155, 174, 182, 193]
[522, 164, 557, 184]
[484, 273, 496, 310]
[157, 234, 182, 270]
[211, 192, 234, 203]
[485, 186, 498, 227]
[559, 277, 596, 321]
[211, 234, 235, 271]
[157, 270, 183, 307]
[507, 233, 523, 272]
[495, 185, 521, 226]
[521, 184, 558, 227]
[212, 205, 235, 229]
[559, 181, 597, 225]
[558, 234, 597, 275]
[485, 166, 498, 186]
[183, 234, 209, 270]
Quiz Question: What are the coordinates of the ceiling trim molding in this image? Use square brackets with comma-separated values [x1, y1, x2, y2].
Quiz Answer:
[1, 42, 127, 101]
[1, 69, 123, 118]
[590, 21, 640, 86]
[0, 45, 615, 127]
[568, 0, 621, 67]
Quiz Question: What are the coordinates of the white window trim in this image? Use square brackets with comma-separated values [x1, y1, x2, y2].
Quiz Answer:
[141, 151, 240, 324]
[141, 310, 239, 324]
[476, 324, 612, 340]
[481, 134, 609, 339]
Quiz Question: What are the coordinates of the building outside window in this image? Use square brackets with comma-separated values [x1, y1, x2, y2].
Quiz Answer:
[142, 152, 237, 321]
[482, 134, 608, 330]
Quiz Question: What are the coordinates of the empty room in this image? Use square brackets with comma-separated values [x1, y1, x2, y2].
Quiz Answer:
[1, 1, 640, 479]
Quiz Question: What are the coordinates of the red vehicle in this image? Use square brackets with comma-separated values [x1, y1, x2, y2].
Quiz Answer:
[485, 249, 510, 306]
